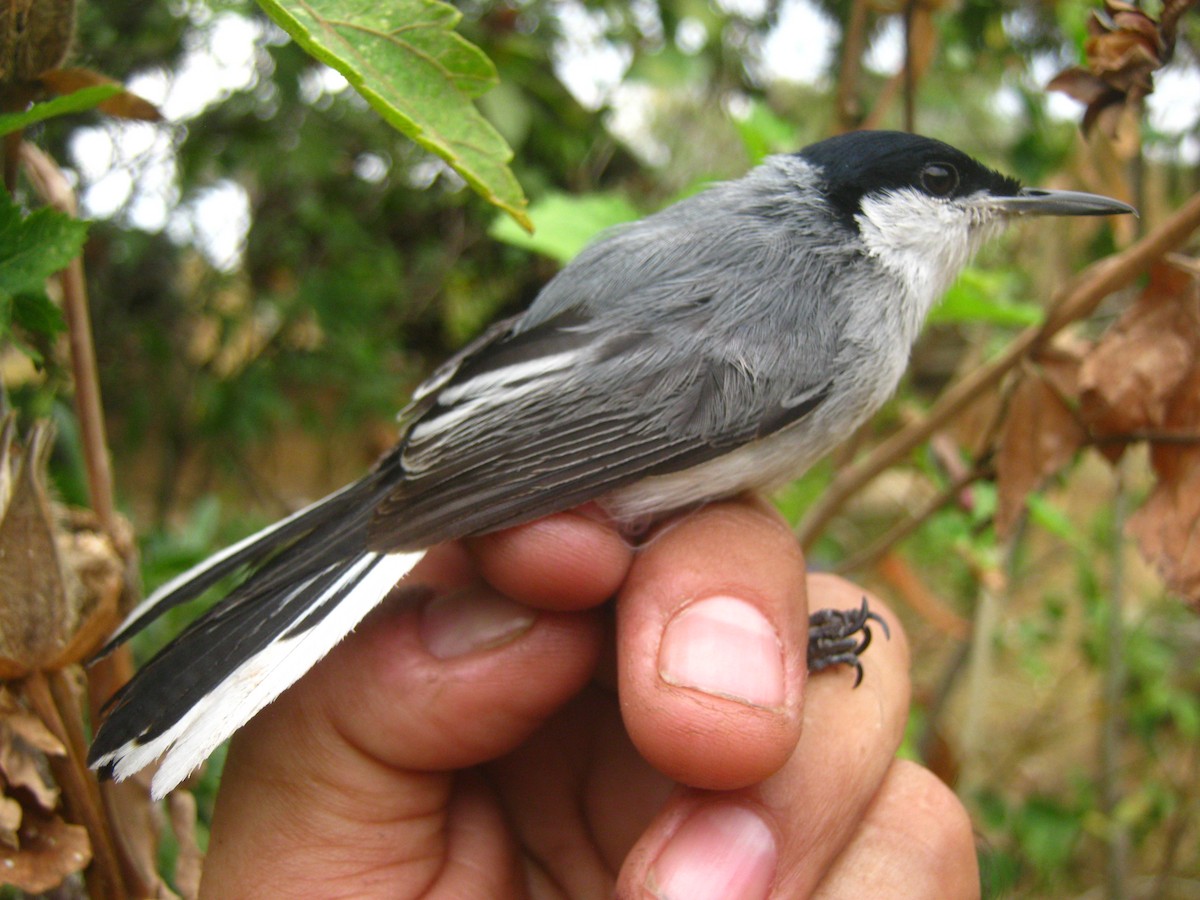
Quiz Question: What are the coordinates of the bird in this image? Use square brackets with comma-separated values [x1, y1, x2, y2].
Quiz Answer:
[88, 130, 1134, 799]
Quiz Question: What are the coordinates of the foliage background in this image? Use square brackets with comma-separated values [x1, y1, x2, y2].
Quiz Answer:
[3, 0, 1199, 895]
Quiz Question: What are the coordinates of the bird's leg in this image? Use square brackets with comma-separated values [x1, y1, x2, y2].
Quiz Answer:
[806, 597, 890, 687]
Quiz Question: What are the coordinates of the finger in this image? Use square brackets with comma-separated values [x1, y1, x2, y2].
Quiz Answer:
[765, 578, 910, 897]
[813, 759, 979, 899]
[617, 499, 810, 792]
[248, 561, 604, 772]
[617, 578, 911, 899]
[204, 543, 604, 894]
[467, 506, 634, 611]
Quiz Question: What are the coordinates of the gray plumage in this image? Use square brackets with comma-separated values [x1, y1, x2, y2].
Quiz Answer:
[88, 131, 1134, 797]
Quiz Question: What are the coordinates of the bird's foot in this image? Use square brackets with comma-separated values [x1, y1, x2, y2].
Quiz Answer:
[806, 597, 890, 687]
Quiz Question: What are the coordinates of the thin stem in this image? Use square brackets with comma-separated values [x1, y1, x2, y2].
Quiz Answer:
[1102, 461, 1130, 899]
[17, 142, 118, 537]
[835, 0, 871, 131]
[23, 671, 126, 900]
[17, 138, 146, 893]
[957, 543, 1009, 794]
[833, 463, 990, 578]
[903, 0, 916, 132]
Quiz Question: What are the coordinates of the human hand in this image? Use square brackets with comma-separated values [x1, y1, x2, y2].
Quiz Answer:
[200, 498, 977, 898]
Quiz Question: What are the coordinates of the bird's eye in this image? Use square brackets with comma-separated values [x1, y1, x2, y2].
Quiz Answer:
[920, 163, 959, 197]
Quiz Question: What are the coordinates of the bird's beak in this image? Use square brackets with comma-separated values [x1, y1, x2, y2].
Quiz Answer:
[989, 187, 1137, 218]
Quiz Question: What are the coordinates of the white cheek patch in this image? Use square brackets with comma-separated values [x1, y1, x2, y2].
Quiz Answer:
[855, 188, 1001, 335]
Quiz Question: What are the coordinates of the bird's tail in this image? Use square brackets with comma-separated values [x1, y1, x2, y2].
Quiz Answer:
[88, 462, 424, 799]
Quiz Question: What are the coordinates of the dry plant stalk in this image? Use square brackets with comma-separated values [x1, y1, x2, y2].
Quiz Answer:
[0, 422, 127, 896]
[3, 142, 192, 897]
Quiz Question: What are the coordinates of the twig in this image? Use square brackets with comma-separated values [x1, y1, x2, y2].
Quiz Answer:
[18, 142, 117, 538]
[835, 0, 871, 131]
[796, 189, 1200, 548]
[833, 462, 990, 578]
[957, 539, 1009, 794]
[902, 1, 916, 132]
[1101, 460, 1130, 899]
[872, 550, 972, 640]
[23, 671, 126, 900]
[862, 5, 938, 132]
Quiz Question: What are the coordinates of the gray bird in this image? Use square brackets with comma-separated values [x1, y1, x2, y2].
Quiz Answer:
[89, 130, 1134, 798]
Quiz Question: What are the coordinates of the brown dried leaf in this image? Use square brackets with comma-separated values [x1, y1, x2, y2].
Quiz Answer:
[48, 515, 127, 670]
[1128, 427, 1200, 607]
[995, 346, 1089, 537]
[1046, 68, 1118, 106]
[1081, 264, 1200, 604]
[38, 66, 163, 120]
[0, 422, 124, 677]
[1084, 32, 1159, 93]
[37, 66, 106, 95]
[0, 806, 91, 892]
[0, 795, 21, 849]
[97, 88, 163, 122]
[169, 790, 204, 899]
[0, 424, 70, 678]
[1079, 265, 1199, 456]
[1047, 0, 1184, 136]
[0, 709, 64, 811]
[0, 687, 66, 757]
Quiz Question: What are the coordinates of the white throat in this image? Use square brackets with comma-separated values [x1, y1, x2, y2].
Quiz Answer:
[855, 188, 1002, 341]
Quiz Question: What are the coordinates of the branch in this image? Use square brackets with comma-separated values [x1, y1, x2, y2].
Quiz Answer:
[18, 142, 118, 539]
[835, 0, 871, 131]
[24, 672, 126, 899]
[833, 462, 991, 577]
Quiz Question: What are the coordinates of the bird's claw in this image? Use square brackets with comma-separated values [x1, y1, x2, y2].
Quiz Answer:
[806, 597, 889, 687]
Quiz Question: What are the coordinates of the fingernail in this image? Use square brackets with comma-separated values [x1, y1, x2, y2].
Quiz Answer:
[659, 597, 785, 708]
[419, 586, 536, 659]
[647, 805, 777, 900]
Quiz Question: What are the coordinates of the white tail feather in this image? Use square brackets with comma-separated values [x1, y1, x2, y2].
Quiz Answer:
[108, 484, 360, 647]
[96, 549, 425, 798]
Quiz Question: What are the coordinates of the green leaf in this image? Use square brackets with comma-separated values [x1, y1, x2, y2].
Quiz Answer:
[929, 267, 1043, 327]
[489, 192, 641, 263]
[256, 0, 530, 230]
[12, 291, 67, 337]
[626, 46, 713, 89]
[734, 99, 798, 164]
[0, 189, 89, 301]
[1026, 494, 1082, 547]
[0, 84, 124, 136]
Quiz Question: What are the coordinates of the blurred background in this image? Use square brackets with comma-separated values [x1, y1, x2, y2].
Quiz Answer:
[4, 0, 1200, 895]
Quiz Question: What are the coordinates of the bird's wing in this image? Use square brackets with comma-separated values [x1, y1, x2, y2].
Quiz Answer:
[370, 304, 834, 550]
